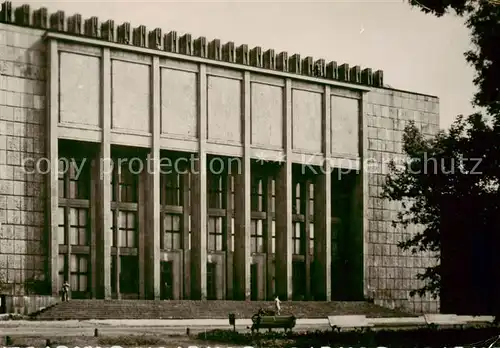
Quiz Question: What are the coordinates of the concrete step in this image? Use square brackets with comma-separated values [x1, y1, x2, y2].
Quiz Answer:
[33, 300, 416, 320]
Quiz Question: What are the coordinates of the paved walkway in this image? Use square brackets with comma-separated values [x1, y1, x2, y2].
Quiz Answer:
[0, 319, 329, 336]
[0, 317, 330, 326]
[0, 315, 494, 336]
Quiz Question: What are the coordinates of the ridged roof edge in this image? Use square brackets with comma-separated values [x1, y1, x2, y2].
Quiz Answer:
[0, 1, 384, 87]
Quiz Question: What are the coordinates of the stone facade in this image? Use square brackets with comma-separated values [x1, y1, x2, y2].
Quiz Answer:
[0, 23, 47, 294]
[364, 89, 440, 312]
[0, 1, 440, 313]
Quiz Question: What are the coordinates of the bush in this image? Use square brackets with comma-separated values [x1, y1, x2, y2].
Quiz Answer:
[97, 334, 172, 346]
[199, 326, 500, 348]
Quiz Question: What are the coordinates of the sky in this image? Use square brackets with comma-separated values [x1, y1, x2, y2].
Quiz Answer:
[26, 0, 478, 130]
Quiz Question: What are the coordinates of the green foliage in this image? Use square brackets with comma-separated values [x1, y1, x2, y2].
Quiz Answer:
[97, 334, 174, 346]
[382, 114, 500, 299]
[380, 0, 500, 306]
[200, 327, 500, 348]
[408, 0, 500, 115]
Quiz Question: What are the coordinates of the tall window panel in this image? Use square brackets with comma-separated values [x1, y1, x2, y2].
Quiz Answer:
[58, 158, 91, 247]
[293, 221, 304, 255]
[309, 223, 315, 255]
[271, 179, 275, 214]
[69, 208, 88, 246]
[207, 172, 226, 252]
[164, 214, 181, 250]
[160, 171, 184, 250]
[271, 220, 276, 254]
[231, 176, 235, 211]
[271, 179, 276, 253]
[111, 160, 139, 250]
[188, 215, 192, 250]
[250, 219, 264, 253]
[309, 182, 315, 255]
[58, 171, 65, 199]
[208, 216, 223, 252]
[58, 157, 91, 298]
[292, 180, 306, 255]
[162, 172, 181, 206]
[58, 207, 65, 245]
[115, 166, 138, 203]
[186, 175, 192, 250]
[70, 254, 88, 293]
[251, 177, 264, 212]
[309, 183, 314, 216]
[251, 176, 265, 254]
[230, 176, 235, 252]
[293, 182, 301, 215]
[111, 210, 116, 247]
[118, 211, 137, 248]
[231, 217, 235, 252]
[58, 160, 90, 200]
[208, 173, 224, 209]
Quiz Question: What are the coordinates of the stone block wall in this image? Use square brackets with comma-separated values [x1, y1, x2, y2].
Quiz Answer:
[363, 88, 440, 313]
[2, 294, 58, 314]
[0, 23, 47, 294]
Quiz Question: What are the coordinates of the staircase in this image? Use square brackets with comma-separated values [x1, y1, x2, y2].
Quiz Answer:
[32, 300, 415, 320]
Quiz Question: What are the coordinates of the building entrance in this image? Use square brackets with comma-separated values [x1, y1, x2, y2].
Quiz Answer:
[250, 264, 258, 300]
[161, 261, 173, 300]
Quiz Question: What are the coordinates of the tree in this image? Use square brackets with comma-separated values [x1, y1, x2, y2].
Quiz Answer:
[383, 0, 500, 312]
[382, 115, 500, 311]
[408, 0, 500, 115]
[383, 0, 500, 313]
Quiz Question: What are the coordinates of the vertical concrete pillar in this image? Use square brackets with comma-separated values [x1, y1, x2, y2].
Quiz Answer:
[97, 47, 112, 299]
[146, 56, 161, 300]
[313, 85, 332, 301]
[304, 180, 311, 300]
[265, 176, 274, 299]
[275, 79, 293, 300]
[114, 169, 121, 299]
[225, 174, 234, 299]
[314, 172, 331, 300]
[138, 173, 146, 298]
[90, 159, 98, 298]
[349, 170, 364, 299]
[64, 176, 71, 293]
[359, 95, 370, 299]
[190, 64, 208, 300]
[233, 71, 251, 300]
[182, 170, 191, 299]
[47, 39, 59, 296]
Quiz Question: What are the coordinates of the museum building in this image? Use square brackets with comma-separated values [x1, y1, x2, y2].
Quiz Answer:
[0, 1, 441, 311]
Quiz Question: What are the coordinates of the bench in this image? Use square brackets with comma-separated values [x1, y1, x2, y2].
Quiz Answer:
[251, 314, 296, 333]
[327, 315, 374, 332]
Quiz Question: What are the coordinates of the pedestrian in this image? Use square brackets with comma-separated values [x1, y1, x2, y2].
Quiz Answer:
[274, 295, 281, 315]
[62, 280, 70, 301]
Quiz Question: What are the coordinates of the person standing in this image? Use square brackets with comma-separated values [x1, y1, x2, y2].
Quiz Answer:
[62, 281, 70, 301]
[274, 295, 281, 315]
